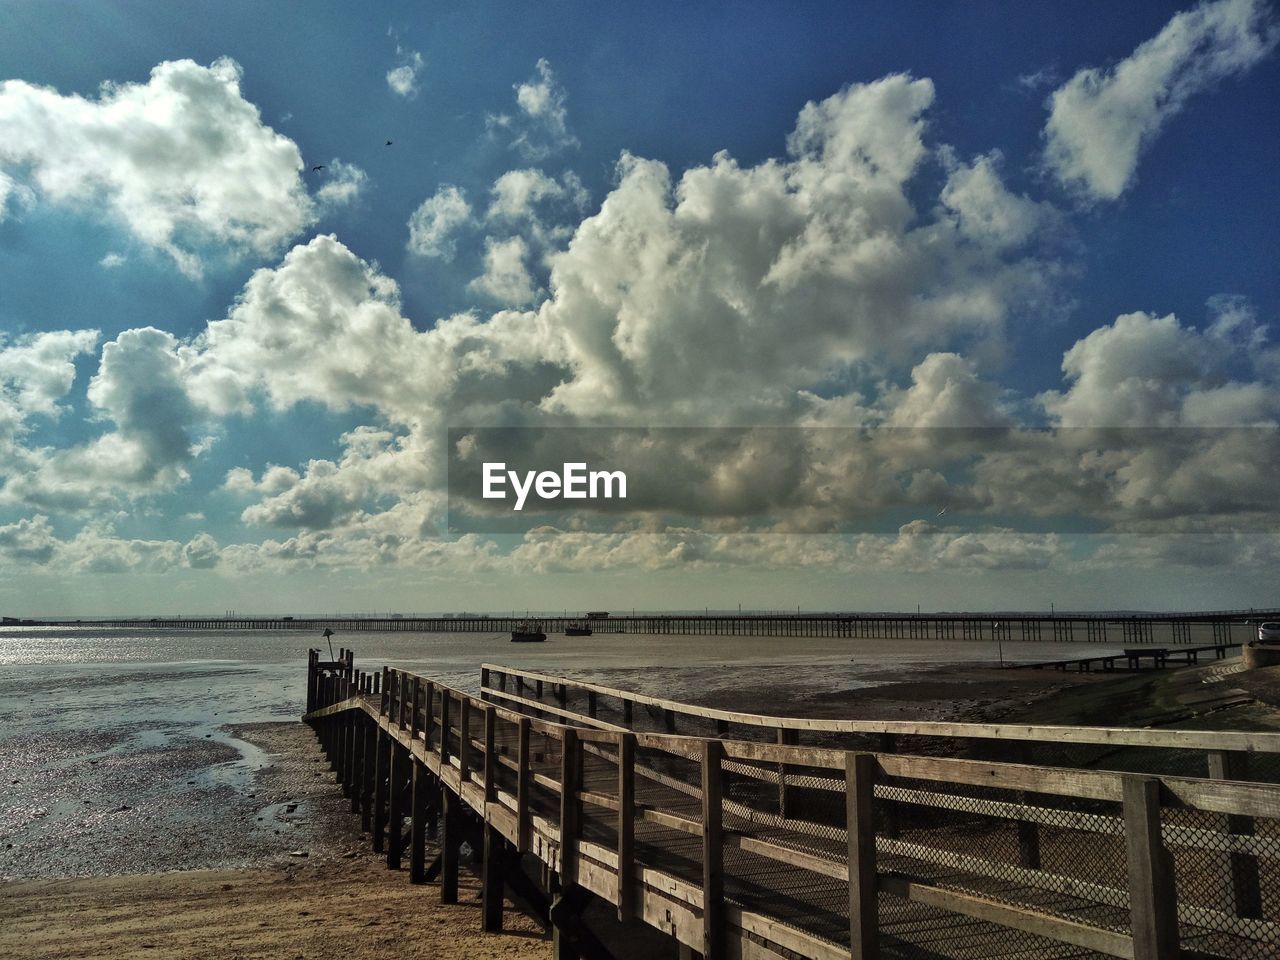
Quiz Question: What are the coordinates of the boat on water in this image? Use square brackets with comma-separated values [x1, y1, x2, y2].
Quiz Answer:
[564, 621, 593, 636]
[511, 620, 547, 643]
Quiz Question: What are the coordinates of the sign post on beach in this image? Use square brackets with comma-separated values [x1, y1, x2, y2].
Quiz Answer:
[323, 627, 335, 661]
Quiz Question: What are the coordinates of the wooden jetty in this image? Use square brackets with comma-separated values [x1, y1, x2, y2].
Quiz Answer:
[1017, 644, 1244, 673]
[305, 650, 1280, 960]
[23, 607, 1280, 644]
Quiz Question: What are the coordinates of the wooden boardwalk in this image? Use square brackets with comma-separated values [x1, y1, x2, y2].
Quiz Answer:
[305, 652, 1280, 960]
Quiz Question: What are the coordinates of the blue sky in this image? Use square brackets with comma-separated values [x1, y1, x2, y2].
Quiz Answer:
[0, 0, 1277, 615]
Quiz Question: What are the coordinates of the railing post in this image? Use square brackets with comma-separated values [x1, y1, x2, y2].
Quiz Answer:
[424, 681, 435, 747]
[777, 728, 798, 816]
[1123, 776, 1179, 960]
[701, 739, 725, 960]
[440, 783, 458, 904]
[483, 707, 497, 803]
[410, 677, 421, 740]
[380, 667, 389, 715]
[558, 727, 579, 887]
[617, 732, 636, 921]
[517, 717, 532, 851]
[373, 729, 389, 852]
[1206, 750, 1262, 918]
[440, 691, 451, 764]
[481, 666, 491, 701]
[846, 751, 879, 960]
[459, 696, 472, 781]
[399, 672, 409, 730]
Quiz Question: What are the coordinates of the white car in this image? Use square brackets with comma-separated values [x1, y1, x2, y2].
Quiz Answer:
[1259, 622, 1280, 643]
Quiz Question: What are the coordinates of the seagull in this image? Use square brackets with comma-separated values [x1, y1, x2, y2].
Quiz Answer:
[936, 505, 949, 517]
[385, 140, 393, 146]
[311, 164, 325, 172]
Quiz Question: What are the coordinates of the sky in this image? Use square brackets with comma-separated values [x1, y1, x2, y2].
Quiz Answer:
[0, 0, 1278, 616]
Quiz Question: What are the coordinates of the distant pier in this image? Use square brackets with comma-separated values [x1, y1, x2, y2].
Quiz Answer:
[9, 608, 1275, 644]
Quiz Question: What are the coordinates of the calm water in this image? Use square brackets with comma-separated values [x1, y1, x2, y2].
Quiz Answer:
[0, 624, 1163, 878]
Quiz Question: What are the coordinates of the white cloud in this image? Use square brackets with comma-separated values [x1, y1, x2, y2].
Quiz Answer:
[489, 59, 578, 160]
[0, 514, 58, 564]
[406, 185, 472, 259]
[99, 252, 126, 269]
[1043, 0, 1278, 200]
[0, 329, 99, 423]
[1039, 302, 1276, 427]
[469, 235, 537, 305]
[315, 160, 368, 209]
[0, 57, 316, 275]
[855, 520, 1066, 573]
[386, 49, 424, 98]
[486, 168, 574, 221]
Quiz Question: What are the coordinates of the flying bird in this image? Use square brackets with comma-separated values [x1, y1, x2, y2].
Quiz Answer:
[311, 164, 325, 172]
[385, 140, 393, 146]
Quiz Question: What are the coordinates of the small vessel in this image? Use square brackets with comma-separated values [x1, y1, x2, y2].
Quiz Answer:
[511, 620, 547, 643]
[564, 621, 593, 636]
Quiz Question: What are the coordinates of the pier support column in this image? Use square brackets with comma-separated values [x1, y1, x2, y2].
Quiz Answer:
[360, 720, 376, 831]
[440, 786, 459, 904]
[482, 822, 505, 932]
[372, 729, 389, 853]
[387, 743, 406, 869]
[410, 760, 431, 882]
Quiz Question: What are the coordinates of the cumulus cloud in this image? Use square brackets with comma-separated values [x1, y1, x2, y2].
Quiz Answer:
[0, 57, 316, 275]
[469, 235, 537, 305]
[0, 514, 58, 564]
[855, 521, 1066, 573]
[488, 59, 578, 160]
[1, 327, 202, 510]
[386, 48, 424, 98]
[486, 168, 587, 223]
[406, 185, 472, 259]
[0, 329, 99, 425]
[1039, 301, 1277, 426]
[315, 160, 368, 209]
[1043, 0, 1278, 200]
[0, 514, 222, 574]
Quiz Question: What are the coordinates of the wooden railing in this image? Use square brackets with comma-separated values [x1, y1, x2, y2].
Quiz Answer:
[305, 651, 1280, 960]
[480, 663, 1280, 784]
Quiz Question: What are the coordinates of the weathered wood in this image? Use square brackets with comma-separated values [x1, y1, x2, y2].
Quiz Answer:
[1123, 776, 1179, 960]
[482, 822, 504, 932]
[483, 706, 497, 803]
[879, 873, 1135, 958]
[387, 742, 406, 869]
[440, 783, 458, 904]
[558, 726, 579, 887]
[517, 717, 532, 851]
[459, 695, 472, 782]
[617, 732, 636, 921]
[702, 739, 725, 960]
[410, 758, 429, 882]
[846, 751, 877, 960]
[372, 728, 389, 852]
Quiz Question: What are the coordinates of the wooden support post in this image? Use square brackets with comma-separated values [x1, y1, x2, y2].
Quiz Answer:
[623, 699, 633, 724]
[777, 728, 798, 817]
[483, 706, 497, 803]
[399, 672, 409, 729]
[1123, 776, 1179, 960]
[482, 822, 504, 932]
[459, 695, 472, 781]
[410, 759, 429, 883]
[372, 729, 389, 852]
[440, 691, 451, 764]
[387, 743, 406, 869]
[349, 714, 364, 813]
[360, 719, 376, 831]
[617, 732, 636, 921]
[517, 717, 532, 851]
[410, 676, 421, 740]
[558, 728, 579, 887]
[424, 681, 435, 747]
[440, 785, 459, 904]
[1207, 750, 1262, 918]
[846, 751, 879, 960]
[587, 690, 597, 718]
[701, 739, 725, 960]
[380, 667, 389, 715]
[480, 666, 491, 701]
